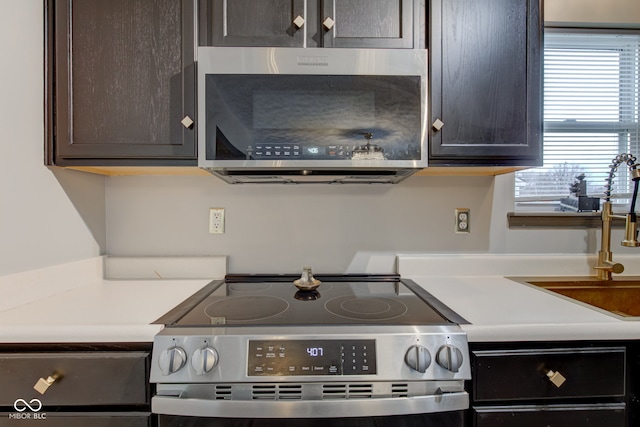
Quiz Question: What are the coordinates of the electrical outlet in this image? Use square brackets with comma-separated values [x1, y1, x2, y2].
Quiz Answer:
[209, 208, 225, 234]
[455, 208, 470, 233]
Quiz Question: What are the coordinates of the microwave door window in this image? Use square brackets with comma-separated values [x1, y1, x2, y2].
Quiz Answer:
[252, 90, 375, 130]
[205, 75, 421, 161]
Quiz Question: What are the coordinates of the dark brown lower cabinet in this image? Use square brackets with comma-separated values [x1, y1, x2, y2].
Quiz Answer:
[469, 342, 634, 427]
[0, 413, 150, 427]
[0, 344, 151, 427]
[474, 404, 625, 427]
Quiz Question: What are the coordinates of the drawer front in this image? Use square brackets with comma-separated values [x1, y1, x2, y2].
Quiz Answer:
[473, 347, 625, 401]
[0, 412, 150, 427]
[0, 352, 149, 406]
[473, 404, 626, 427]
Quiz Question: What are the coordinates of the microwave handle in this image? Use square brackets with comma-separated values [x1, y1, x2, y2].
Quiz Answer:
[153, 391, 469, 418]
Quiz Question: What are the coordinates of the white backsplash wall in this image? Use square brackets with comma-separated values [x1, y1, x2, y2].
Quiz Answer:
[106, 174, 498, 273]
[0, 1, 105, 276]
[106, 173, 617, 274]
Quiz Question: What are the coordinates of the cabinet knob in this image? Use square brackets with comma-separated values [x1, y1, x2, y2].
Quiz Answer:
[293, 15, 305, 29]
[546, 369, 567, 388]
[323, 17, 335, 31]
[181, 115, 194, 129]
[33, 373, 61, 395]
[432, 119, 445, 131]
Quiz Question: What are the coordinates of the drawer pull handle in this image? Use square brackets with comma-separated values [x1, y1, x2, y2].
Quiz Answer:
[546, 369, 566, 388]
[33, 373, 61, 395]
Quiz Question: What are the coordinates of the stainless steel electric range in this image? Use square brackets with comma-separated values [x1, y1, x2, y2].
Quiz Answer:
[150, 272, 471, 427]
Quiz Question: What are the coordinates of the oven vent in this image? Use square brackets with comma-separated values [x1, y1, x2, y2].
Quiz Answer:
[322, 384, 373, 399]
[391, 383, 409, 398]
[213, 385, 232, 400]
[251, 384, 303, 400]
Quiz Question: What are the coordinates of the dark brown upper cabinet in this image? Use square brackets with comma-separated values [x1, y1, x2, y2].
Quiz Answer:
[428, 0, 543, 167]
[200, 0, 423, 49]
[45, 0, 197, 167]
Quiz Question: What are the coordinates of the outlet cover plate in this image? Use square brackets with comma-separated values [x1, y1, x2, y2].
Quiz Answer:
[209, 208, 225, 234]
[455, 208, 470, 233]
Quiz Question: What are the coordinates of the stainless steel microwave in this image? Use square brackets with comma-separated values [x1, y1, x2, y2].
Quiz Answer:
[197, 47, 427, 184]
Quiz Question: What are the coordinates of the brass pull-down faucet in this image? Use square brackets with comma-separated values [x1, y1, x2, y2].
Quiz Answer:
[594, 153, 640, 280]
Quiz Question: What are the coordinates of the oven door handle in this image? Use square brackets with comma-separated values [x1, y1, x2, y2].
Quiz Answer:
[152, 391, 469, 418]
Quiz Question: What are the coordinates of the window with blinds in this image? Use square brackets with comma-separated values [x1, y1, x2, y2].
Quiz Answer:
[515, 30, 640, 211]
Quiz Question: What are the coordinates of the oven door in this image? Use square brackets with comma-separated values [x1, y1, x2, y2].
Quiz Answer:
[153, 392, 468, 426]
[157, 412, 464, 427]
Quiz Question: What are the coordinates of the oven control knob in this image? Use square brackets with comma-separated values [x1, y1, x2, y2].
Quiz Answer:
[191, 347, 219, 375]
[158, 347, 187, 375]
[436, 345, 464, 373]
[404, 345, 431, 373]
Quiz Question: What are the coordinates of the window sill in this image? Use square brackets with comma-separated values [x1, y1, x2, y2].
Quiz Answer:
[507, 212, 628, 229]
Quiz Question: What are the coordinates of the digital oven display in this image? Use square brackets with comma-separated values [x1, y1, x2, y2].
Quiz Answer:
[248, 340, 376, 376]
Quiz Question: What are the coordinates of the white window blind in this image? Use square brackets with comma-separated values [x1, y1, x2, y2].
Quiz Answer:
[515, 30, 640, 210]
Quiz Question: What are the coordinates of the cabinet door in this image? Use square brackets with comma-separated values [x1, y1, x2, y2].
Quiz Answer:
[47, 0, 197, 166]
[429, 0, 542, 166]
[472, 347, 625, 402]
[207, 0, 314, 47]
[0, 413, 150, 427]
[0, 352, 150, 406]
[322, 0, 417, 48]
[473, 404, 626, 427]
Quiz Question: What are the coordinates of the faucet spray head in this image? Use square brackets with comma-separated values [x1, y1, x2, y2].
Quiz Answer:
[622, 214, 640, 247]
[622, 206, 640, 248]
[623, 167, 640, 247]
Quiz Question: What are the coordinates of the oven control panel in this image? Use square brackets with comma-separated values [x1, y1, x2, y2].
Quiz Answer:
[248, 339, 377, 376]
[150, 328, 471, 384]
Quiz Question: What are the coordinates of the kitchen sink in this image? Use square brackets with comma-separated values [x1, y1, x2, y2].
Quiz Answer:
[513, 277, 640, 318]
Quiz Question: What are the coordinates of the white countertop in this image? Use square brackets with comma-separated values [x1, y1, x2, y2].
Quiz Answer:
[398, 254, 640, 342]
[2, 254, 639, 344]
[0, 279, 211, 343]
[0, 256, 224, 343]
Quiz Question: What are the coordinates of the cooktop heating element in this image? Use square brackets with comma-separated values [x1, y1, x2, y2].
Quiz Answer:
[204, 296, 290, 322]
[150, 274, 471, 419]
[325, 295, 408, 320]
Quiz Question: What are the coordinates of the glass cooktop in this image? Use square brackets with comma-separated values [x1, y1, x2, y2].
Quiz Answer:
[157, 275, 467, 327]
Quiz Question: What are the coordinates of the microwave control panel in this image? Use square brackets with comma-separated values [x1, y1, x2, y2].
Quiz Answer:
[248, 145, 353, 160]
